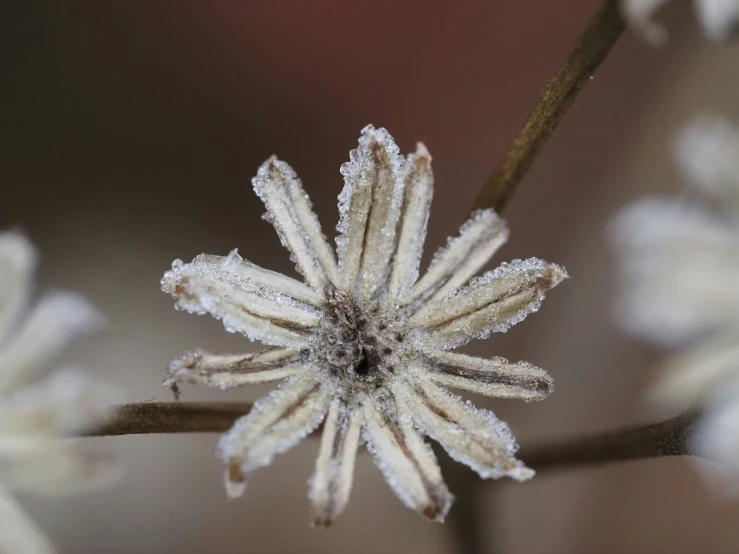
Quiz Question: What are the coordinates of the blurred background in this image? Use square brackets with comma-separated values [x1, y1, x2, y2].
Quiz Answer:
[2, 0, 739, 552]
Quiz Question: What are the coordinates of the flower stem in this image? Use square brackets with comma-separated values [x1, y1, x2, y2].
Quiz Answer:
[471, 0, 624, 215]
[87, 403, 702, 471]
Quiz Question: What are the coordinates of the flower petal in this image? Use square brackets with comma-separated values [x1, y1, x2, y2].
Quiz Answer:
[362, 398, 453, 522]
[385, 143, 434, 306]
[336, 125, 405, 298]
[405, 209, 508, 308]
[611, 198, 739, 345]
[0, 232, 37, 345]
[395, 374, 533, 481]
[0, 486, 55, 554]
[252, 157, 340, 291]
[0, 293, 102, 393]
[415, 259, 566, 349]
[695, 0, 739, 40]
[164, 348, 305, 398]
[217, 372, 331, 497]
[0, 367, 121, 440]
[621, 0, 672, 45]
[420, 349, 553, 401]
[161, 253, 322, 348]
[309, 398, 362, 526]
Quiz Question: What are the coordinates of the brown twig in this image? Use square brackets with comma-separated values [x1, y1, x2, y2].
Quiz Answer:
[86, 403, 703, 471]
[470, 0, 624, 215]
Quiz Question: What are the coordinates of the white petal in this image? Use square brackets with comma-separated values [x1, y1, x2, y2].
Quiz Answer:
[309, 398, 362, 526]
[362, 399, 453, 522]
[406, 209, 509, 308]
[395, 374, 533, 481]
[695, 0, 739, 40]
[0, 293, 102, 393]
[420, 349, 553, 401]
[611, 198, 739, 345]
[217, 372, 330, 496]
[648, 329, 739, 414]
[0, 232, 37, 345]
[336, 125, 405, 297]
[621, 0, 672, 44]
[674, 114, 739, 210]
[413, 258, 566, 349]
[385, 143, 434, 306]
[0, 367, 122, 440]
[0, 486, 55, 554]
[164, 348, 304, 397]
[252, 157, 340, 291]
[161, 253, 321, 348]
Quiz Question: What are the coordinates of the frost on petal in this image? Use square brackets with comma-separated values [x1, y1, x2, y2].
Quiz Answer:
[309, 398, 362, 526]
[647, 329, 739, 414]
[164, 348, 305, 398]
[0, 293, 103, 393]
[611, 198, 739, 345]
[695, 0, 739, 40]
[362, 399, 453, 522]
[674, 115, 739, 212]
[0, 486, 54, 554]
[217, 372, 330, 497]
[0, 367, 122, 439]
[0, 232, 37, 345]
[336, 125, 405, 297]
[420, 349, 553, 401]
[161, 253, 322, 349]
[252, 157, 340, 292]
[416, 259, 567, 350]
[405, 209, 509, 309]
[621, 0, 672, 44]
[396, 374, 533, 481]
[385, 143, 434, 306]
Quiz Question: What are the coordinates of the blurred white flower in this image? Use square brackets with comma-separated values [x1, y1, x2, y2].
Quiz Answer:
[622, 0, 739, 44]
[0, 232, 121, 554]
[162, 125, 566, 525]
[612, 114, 739, 476]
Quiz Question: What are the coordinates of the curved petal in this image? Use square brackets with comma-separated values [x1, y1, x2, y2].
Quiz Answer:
[414, 259, 566, 349]
[0, 293, 102, 393]
[309, 398, 362, 526]
[362, 398, 453, 522]
[405, 209, 508, 309]
[0, 232, 37, 346]
[420, 349, 553, 401]
[161, 253, 322, 348]
[217, 372, 331, 497]
[252, 157, 340, 292]
[394, 373, 532, 481]
[336, 125, 405, 298]
[0, 487, 54, 554]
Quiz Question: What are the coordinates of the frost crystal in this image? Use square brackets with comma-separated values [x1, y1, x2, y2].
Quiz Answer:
[0, 231, 121, 554]
[162, 126, 567, 524]
[621, 0, 739, 44]
[612, 114, 739, 483]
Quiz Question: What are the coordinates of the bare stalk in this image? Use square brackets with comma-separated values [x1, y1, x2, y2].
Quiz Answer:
[471, 0, 624, 214]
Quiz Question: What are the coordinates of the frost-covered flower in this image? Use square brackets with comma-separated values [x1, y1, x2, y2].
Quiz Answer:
[612, 114, 739, 474]
[622, 0, 739, 44]
[0, 232, 121, 554]
[162, 125, 566, 524]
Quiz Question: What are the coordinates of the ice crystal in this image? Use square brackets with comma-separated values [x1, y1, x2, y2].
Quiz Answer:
[0, 231, 121, 554]
[612, 114, 739, 480]
[162, 125, 567, 524]
[622, 0, 739, 44]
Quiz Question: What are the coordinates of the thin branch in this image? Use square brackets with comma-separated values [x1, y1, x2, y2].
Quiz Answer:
[87, 403, 703, 472]
[471, 0, 624, 214]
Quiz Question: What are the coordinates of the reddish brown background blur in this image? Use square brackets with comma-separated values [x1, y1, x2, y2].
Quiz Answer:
[2, 1, 739, 552]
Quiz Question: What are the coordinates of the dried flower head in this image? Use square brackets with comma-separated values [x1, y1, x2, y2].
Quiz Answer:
[622, 0, 739, 44]
[612, 114, 739, 476]
[162, 126, 566, 524]
[0, 232, 121, 554]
